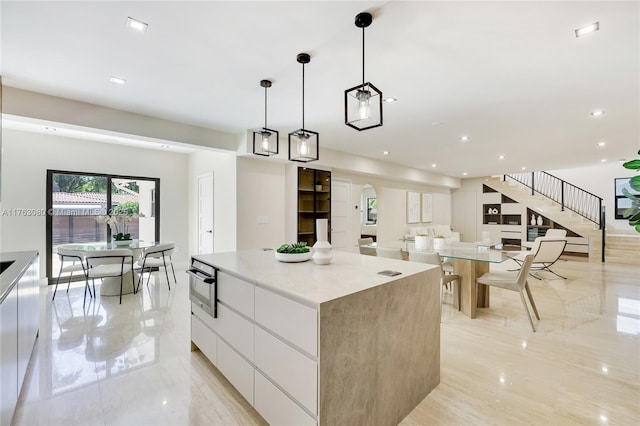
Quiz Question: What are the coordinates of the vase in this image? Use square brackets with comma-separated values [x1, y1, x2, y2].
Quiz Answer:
[530, 215, 536, 226]
[113, 239, 133, 246]
[415, 235, 431, 250]
[433, 238, 445, 251]
[537, 215, 543, 226]
[312, 219, 332, 265]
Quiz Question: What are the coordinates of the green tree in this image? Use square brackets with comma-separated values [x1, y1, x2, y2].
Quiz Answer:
[113, 201, 139, 215]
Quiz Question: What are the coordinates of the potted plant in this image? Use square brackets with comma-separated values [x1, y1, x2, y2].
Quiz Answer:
[432, 235, 446, 250]
[622, 150, 640, 233]
[275, 242, 312, 262]
[414, 233, 431, 250]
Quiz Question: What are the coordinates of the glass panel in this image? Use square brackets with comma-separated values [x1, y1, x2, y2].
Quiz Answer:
[51, 173, 108, 275]
[111, 178, 157, 243]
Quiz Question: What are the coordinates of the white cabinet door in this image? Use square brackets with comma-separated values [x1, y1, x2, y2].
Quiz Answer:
[216, 304, 254, 362]
[254, 371, 316, 426]
[217, 339, 254, 405]
[254, 327, 317, 414]
[255, 287, 318, 357]
[218, 271, 254, 319]
[191, 313, 218, 365]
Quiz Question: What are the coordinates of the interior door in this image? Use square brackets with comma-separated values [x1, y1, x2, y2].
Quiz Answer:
[331, 179, 351, 250]
[197, 173, 214, 254]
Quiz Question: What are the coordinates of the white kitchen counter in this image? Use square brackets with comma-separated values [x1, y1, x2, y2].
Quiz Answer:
[193, 249, 435, 307]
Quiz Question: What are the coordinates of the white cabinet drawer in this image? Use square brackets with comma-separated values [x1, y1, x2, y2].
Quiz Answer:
[191, 314, 218, 365]
[255, 287, 318, 357]
[192, 302, 254, 362]
[255, 326, 317, 415]
[217, 339, 254, 405]
[218, 271, 254, 319]
[501, 203, 522, 214]
[255, 370, 316, 426]
[217, 304, 254, 362]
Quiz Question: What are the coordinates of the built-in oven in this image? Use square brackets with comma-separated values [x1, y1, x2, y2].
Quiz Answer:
[187, 259, 218, 318]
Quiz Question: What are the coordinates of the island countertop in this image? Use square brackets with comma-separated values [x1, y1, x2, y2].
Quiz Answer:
[192, 249, 436, 307]
[0, 250, 39, 304]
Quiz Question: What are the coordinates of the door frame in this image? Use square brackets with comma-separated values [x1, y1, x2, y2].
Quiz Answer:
[196, 172, 214, 255]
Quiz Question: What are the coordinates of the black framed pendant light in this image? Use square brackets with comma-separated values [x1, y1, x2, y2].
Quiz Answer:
[345, 11, 383, 131]
[288, 53, 319, 162]
[253, 79, 279, 156]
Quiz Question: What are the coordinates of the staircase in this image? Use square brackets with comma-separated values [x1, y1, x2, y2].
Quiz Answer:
[605, 235, 640, 266]
[483, 176, 612, 263]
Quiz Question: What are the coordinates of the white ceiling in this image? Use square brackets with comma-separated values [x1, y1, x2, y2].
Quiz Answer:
[2, 1, 638, 178]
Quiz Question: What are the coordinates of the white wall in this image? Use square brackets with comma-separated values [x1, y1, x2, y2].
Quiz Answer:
[236, 157, 286, 250]
[548, 163, 637, 234]
[188, 149, 237, 255]
[332, 170, 452, 247]
[0, 128, 189, 278]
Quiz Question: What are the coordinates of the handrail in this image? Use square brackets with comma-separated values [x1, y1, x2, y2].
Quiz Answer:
[504, 171, 606, 262]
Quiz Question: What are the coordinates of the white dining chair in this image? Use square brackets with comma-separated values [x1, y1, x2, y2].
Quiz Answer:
[409, 250, 461, 310]
[511, 238, 567, 279]
[52, 246, 87, 301]
[84, 249, 134, 305]
[477, 254, 540, 331]
[358, 237, 376, 256]
[375, 246, 404, 260]
[135, 242, 177, 292]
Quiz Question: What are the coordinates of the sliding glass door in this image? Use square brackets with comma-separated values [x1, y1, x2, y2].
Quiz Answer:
[46, 170, 160, 283]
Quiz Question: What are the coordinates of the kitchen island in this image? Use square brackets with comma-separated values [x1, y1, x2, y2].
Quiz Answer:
[189, 249, 441, 426]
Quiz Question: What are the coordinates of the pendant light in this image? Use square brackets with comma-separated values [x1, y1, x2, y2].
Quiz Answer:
[345, 11, 383, 131]
[253, 79, 279, 156]
[289, 53, 319, 162]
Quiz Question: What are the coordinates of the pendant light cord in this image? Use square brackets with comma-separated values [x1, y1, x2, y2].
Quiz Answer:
[362, 25, 366, 85]
[264, 86, 268, 128]
[302, 62, 305, 129]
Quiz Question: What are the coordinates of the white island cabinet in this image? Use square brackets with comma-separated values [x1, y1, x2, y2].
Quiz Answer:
[190, 250, 441, 426]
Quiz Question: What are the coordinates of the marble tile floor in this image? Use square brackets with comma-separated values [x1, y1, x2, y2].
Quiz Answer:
[12, 258, 640, 426]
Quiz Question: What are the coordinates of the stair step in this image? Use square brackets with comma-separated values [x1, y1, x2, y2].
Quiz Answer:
[604, 256, 640, 266]
[605, 248, 640, 259]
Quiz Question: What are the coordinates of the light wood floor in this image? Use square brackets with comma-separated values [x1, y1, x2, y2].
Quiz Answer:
[13, 258, 640, 425]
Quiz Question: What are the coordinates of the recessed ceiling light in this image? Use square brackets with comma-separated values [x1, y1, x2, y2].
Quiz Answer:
[597, 141, 606, 147]
[463, 172, 468, 176]
[590, 110, 605, 117]
[601, 158, 607, 162]
[383, 151, 389, 155]
[460, 135, 470, 142]
[431, 163, 437, 168]
[431, 121, 444, 126]
[521, 166, 527, 170]
[126, 17, 148, 33]
[499, 155, 505, 160]
[109, 76, 126, 85]
[384, 97, 397, 103]
[575, 21, 599, 38]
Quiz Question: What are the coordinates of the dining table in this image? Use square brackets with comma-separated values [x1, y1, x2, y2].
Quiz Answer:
[58, 241, 161, 297]
[360, 240, 513, 318]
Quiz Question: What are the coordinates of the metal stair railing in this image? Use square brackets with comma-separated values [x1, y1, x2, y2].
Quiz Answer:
[504, 171, 606, 262]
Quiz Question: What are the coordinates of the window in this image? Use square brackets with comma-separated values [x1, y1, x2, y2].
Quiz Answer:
[46, 170, 160, 283]
[614, 178, 639, 220]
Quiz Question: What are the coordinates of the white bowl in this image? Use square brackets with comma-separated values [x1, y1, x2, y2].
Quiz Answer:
[274, 251, 312, 263]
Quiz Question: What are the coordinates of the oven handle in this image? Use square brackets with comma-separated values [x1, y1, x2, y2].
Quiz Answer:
[186, 268, 218, 318]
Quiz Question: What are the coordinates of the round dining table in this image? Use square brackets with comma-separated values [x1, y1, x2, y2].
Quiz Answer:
[58, 241, 161, 296]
